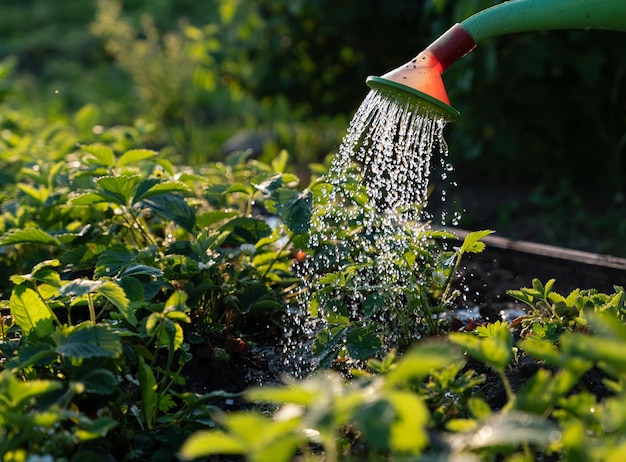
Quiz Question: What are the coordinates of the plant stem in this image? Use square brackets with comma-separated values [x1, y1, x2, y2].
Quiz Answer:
[497, 368, 516, 409]
[87, 293, 96, 324]
[262, 234, 294, 279]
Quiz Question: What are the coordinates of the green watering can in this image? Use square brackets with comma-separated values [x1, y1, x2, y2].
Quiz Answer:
[366, 0, 626, 121]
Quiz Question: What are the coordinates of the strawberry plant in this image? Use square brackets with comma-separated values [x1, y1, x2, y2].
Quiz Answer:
[0, 133, 311, 458]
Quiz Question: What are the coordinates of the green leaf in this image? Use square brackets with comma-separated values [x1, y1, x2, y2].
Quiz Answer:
[0, 228, 61, 247]
[449, 411, 561, 451]
[95, 245, 138, 278]
[117, 149, 158, 167]
[273, 189, 313, 234]
[75, 417, 118, 441]
[141, 194, 196, 233]
[346, 325, 382, 360]
[68, 191, 114, 206]
[81, 144, 115, 168]
[164, 290, 188, 313]
[120, 263, 164, 279]
[196, 210, 239, 228]
[218, 217, 271, 245]
[180, 431, 246, 459]
[96, 280, 135, 326]
[96, 175, 141, 205]
[74, 103, 100, 135]
[60, 279, 135, 325]
[459, 230, 494, 255]
[449, 322, 513, 371]
[387, 390, 429, 453]
[254, 174, 283, 196]
[271, 149, 289, 173]
[1, 372, 63, 410]
[79, 369, 119, 395]
[386, 341, 459, 387]
[10, 285, 54, 337]
[354, 399, 395, 450]
[138, 356, 157, 429]
[132, 178, 190, 204]
[54, 324, 123, 359]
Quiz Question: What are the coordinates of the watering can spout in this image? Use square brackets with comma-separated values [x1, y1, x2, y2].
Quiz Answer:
[367, 0, 626, 121]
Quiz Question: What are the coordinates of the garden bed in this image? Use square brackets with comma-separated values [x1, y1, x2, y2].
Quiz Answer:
[185, 231, 626, 398]
[452, 229, 626, 319]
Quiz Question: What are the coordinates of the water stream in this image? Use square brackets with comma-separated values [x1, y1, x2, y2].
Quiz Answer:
[285, 89, 454, 376]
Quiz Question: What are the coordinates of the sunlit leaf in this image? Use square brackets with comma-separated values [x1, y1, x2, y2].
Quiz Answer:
[132, 178, 190, 203]
[459, 230, 494, 255]
[449, 323, 513, 371]
[180, 431, 245, 459]
[138, 356, 157, 430]
[75, 417, 118, 441]
[449, 411, 561, 451]
[81, 144, 115, 168]
[117, 149, 158, 167]
[2, 372, 63, 409]
[386, 341, 459, 386]
[0, 228, 61, 247]
[96, 175, 141, 205]
[10, 285, 54, 337]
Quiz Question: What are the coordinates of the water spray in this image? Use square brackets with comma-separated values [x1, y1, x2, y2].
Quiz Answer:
[367, 0, 626, 121]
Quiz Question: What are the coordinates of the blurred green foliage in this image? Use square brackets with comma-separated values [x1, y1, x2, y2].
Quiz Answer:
[1, 0, 625, 248]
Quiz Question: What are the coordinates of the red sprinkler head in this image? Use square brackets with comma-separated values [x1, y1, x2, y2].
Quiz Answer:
[366, 24, 476, 121]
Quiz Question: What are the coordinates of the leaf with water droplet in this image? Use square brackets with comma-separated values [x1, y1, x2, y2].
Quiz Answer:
[346, 325, 381, 360]
[459, 230, 494, 255]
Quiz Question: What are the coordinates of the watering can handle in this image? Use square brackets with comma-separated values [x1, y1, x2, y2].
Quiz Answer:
[427, 0, 626, 72]
[462, 0, 626, 43]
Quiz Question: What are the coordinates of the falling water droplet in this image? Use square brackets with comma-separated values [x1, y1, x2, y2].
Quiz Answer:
[284, 89, 456, 376]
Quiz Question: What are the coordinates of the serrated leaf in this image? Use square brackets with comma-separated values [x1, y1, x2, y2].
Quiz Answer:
[386, 341, 458, 386]
[96, 280, 135, 326]
[68, 191, 113, 206]
[117, 149, 158, 167]
[79, 369, 119, 394]
[195, 210, 239, 228]
[54, 324, 123, 359]
[225, 183, 253, 195]
[0, 228, 61, 247]
[10, 286, 54, 337]
[81, 144, 115, 168]
[3, 373, 63, 410]
[120, 263, 163, 278]
[449, 323, 513, 371]
[75, 417, 118, 441]
[96, 175, 141, 205]
[218, 217, 271, 245]
[459, 230, 494, 255]
[273, 189, 312, 234]
[141, 194, 196, 233]
[254, 175, 283, 196]
[346, 326, 382, 360]
[132, 178, 190, 204]
[95, 245, 138, 278]
[60, 279, 135, 325]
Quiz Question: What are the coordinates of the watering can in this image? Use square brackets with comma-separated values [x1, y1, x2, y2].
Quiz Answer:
[366, 0, 626, 121]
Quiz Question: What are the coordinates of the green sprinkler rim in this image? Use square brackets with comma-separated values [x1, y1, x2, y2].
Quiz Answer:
[366, 76, 460, 122]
